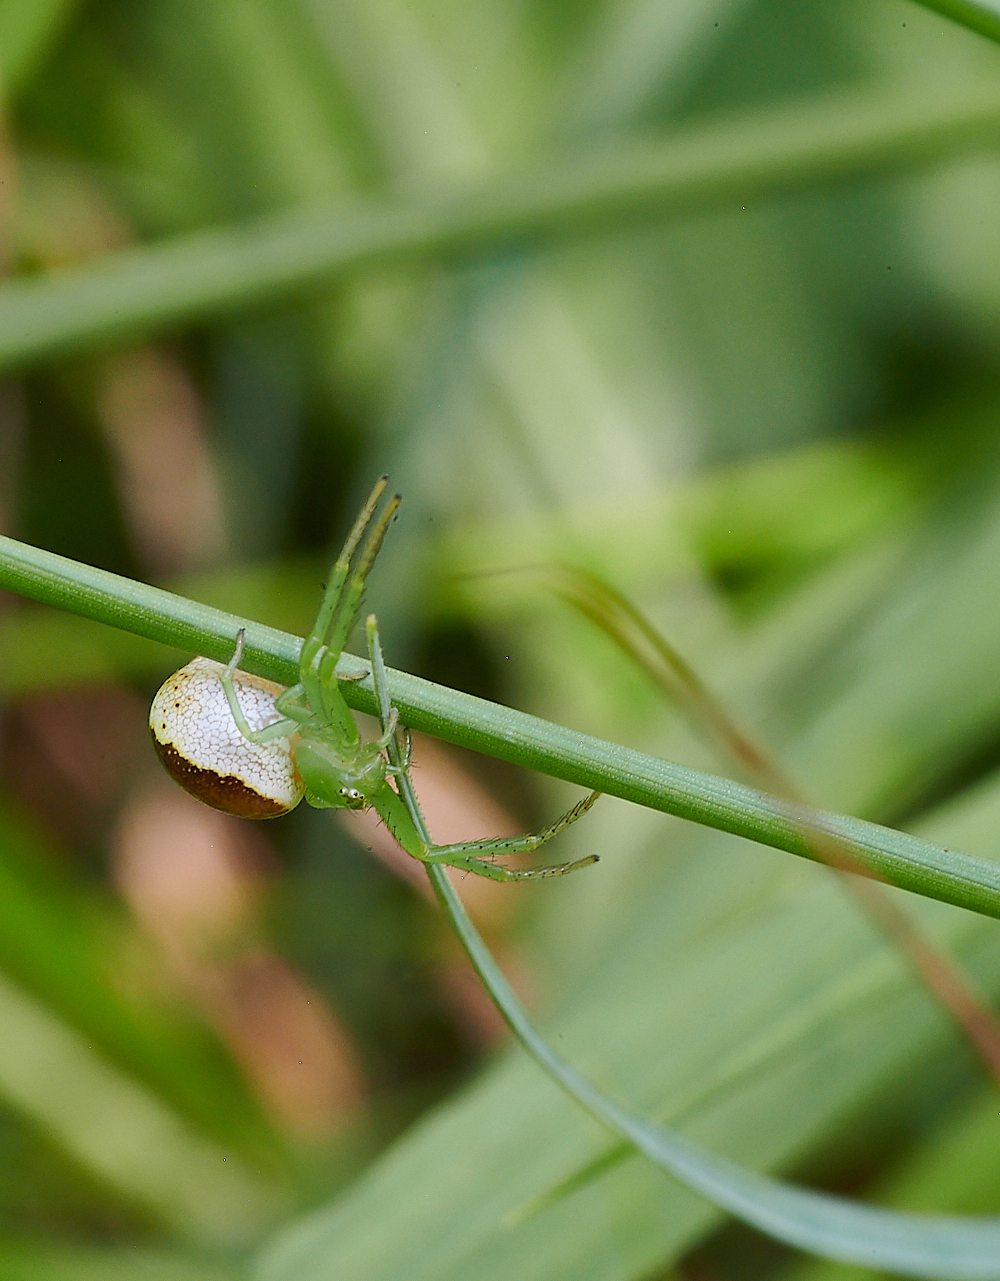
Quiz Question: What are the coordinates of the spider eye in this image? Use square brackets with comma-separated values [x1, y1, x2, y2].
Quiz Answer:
[338, 786, 366, 810]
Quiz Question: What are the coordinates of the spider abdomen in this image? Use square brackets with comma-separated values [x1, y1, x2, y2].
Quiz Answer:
[150, 657, 305, 818]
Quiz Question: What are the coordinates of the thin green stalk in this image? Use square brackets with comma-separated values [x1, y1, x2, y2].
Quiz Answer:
[2, 81, 1000, 372]
[3, 533, 1000, 921]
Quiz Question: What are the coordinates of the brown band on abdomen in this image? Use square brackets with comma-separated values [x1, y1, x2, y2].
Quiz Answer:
[151, 734, 289, 819]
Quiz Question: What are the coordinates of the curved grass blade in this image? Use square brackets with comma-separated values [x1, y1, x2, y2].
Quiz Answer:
[494, 562, 1000, 1227]
[433, 862, 1000, 1278]
[390, 733, 1000, 1281]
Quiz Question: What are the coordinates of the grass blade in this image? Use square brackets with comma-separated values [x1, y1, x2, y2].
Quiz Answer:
[2, 534, 1000, 914]
[2, 81, 1000, 371]
[0, 966, 282, 1246]
[416, 864, 1000, 1281]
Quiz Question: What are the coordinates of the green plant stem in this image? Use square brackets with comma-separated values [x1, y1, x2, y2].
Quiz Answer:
[3, 533, 1000, 920]
[912, 0, 1000, 43]
[2, 81, 1000, 373]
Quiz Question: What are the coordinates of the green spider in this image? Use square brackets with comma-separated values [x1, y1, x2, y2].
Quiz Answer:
[150, 477, 600, 882]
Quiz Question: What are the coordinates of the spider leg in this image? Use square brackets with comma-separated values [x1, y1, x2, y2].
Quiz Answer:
[219, 630, 301, 745]
[385, 728, 412, 775]
[420, 790, 601, 871]
[364, 611, 600, 879]
[375, 706, 400, 749]
[299, 477, 388, 731]
[365, 614, 396, 735]
[222, 628, 248, 680]
[273, 682, 315, 723]
[432, 852, 599, 881]
[317, 493, 400, 694]
[300, 477, 387, 677]
[365, 615, 438, 844]
[367, 619, 410, 772]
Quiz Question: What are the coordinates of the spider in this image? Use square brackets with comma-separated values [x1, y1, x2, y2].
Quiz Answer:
[150, 477, 599, 882]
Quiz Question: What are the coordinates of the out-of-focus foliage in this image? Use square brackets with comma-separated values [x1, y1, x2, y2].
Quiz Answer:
[4, 0, 1000, 1277]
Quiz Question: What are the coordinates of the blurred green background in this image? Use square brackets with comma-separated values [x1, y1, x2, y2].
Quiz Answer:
[5, 1, 1000, 1277]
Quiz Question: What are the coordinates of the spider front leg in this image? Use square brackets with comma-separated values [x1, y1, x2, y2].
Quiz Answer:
[375, 705, 400, 750]
[385, 728, 412, 776]
[364, 615, 600, 882]
[219, 629, 302, 744]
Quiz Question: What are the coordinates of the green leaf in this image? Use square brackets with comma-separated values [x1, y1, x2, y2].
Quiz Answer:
[0, 964, 284, 1245]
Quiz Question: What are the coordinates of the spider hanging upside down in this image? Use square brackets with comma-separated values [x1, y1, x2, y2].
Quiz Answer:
[150, 477, 600, 882]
